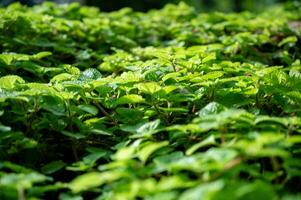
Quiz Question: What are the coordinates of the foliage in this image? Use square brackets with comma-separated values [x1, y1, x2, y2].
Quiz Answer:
[0, 1, 301, 199]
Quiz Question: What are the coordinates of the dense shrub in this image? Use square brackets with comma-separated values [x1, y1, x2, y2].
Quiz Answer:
[0, 2, 301, 199]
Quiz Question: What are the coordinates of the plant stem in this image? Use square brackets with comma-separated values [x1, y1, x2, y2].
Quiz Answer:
[93, 101, 118, 126]
[18, 187, 25, 200]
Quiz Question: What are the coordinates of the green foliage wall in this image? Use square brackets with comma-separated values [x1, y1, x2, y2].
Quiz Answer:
[0, 1, 301, 199]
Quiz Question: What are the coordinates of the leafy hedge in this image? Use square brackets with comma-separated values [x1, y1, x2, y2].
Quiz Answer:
[0, 2, 301, 199]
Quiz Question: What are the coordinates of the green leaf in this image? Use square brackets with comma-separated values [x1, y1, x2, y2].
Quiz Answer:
[69, 171, 125, 193]
[0, 54, 14, 65]
[59, 193, 83, 200]
[80, 68, 102, 80]
[0, 75, 25, 89]
[78, 105, 98, 115]
[32, 51, 52, 59]
[278, 36, 298, 47]
[202, 52, 216, 63]
[64, 65, 81, 75]
[61, 131, 86, 139]
[0, 124, 11, 132]
[198, 102, 227, 117]
[115, 107, 144, 124]
[41, 160, 66, 174]
[154, 151, 184, 170]
[136, 82, 161, 94]
[137, 141, 169, 163]
[116, 94, 145, 105]
[50, 73, 74, 83]
[179, 181, 224, 200]
[0, 172, 49, 189]
[69, 172, 103, 193]
[234, 181, 277, 200]
[186, 135, 216, 156]
[134, 119, 161, 138]
[40, 95, 66, 116]
[191, 71, 224, 83]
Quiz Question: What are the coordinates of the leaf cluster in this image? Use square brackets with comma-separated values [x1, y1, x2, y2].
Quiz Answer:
[0, 2, 301, 200]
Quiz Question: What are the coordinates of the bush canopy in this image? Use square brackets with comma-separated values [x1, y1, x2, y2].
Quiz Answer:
[0, 2, 301, 199]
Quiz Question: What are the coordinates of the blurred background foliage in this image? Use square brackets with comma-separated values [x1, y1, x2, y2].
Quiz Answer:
[0, 0, 296, 12]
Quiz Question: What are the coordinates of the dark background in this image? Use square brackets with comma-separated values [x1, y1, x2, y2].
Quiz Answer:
[85, 0, 293, 12]
[0, 0, 296, 12]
